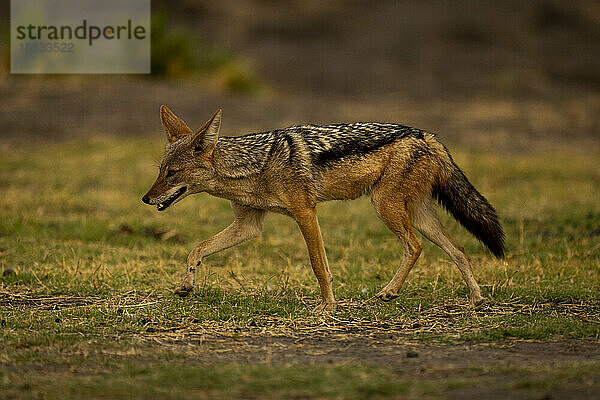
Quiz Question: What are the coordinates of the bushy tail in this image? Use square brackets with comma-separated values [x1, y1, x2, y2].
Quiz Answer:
[432, 158, 505, 258]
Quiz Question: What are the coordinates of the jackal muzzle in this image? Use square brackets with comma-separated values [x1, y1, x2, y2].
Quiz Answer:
[156, 186, 187, 211]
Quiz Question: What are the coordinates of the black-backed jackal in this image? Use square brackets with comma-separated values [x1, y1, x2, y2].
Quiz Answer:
[142, 107, 505, 311]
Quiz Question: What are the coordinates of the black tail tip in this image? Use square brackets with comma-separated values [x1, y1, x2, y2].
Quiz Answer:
[486, 233, 506, 259]
[490, 245, 505, 259]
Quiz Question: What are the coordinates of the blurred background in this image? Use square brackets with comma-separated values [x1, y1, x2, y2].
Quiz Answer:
[0, 0, 599, 150]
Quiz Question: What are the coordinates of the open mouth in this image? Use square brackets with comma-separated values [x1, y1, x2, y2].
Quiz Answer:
[157, 186, 187, 211]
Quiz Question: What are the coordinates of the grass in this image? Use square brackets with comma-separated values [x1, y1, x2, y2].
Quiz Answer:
[0, 364, 419, 399]
[4, 361, 600, 400]
[0, 136, 599, 398]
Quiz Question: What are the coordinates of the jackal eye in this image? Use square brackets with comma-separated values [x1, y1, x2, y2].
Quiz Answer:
[166, 169, 179, 178]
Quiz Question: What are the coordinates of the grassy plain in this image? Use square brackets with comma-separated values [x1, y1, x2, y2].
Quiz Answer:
[0, 137, 599, 398]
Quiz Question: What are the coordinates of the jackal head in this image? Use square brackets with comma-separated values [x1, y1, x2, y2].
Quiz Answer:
[142, 106, 221, 211]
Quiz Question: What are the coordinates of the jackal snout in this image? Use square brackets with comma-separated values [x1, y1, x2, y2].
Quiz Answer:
[142, 164, 189, 211]
[143, 183, 188, 211]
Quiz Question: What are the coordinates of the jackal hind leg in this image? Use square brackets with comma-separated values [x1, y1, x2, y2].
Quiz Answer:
[413, 200, 484, 306]
[371, 190, 423, 302]
[175, 202, 265, 297]
[291, 206, 336, 312]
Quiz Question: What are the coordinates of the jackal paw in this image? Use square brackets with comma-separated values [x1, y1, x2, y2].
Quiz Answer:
[314, 301, 337, 313]
[375, 290, 399, 302]
[471, 296, 486, 308]
[174, 283, 194, 298]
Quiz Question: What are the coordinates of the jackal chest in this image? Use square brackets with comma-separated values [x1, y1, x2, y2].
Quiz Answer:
[213, 188, 290, 214]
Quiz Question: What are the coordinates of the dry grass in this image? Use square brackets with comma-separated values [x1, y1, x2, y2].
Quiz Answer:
[0, 137, 599, 398]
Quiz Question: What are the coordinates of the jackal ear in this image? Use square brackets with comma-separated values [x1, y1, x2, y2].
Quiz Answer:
[192, 108, 222, 154]
[160, 105, 193, 143]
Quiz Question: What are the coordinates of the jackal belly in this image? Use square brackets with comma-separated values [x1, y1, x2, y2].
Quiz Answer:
[315, 158, 386, 201]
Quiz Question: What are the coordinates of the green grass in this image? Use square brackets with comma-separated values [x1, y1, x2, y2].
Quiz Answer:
[2, 357, 599, 399]
[0, 363, 419, 399]
[0, 137, 599, 398]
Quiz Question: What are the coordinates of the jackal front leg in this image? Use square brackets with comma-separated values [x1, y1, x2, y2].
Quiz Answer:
[292, 206, 336, 312]
[175, 203, 265, 297]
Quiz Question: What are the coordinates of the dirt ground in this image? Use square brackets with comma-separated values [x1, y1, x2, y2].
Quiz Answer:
[187, 333, 600, 367]
[130, 328, 600, 398]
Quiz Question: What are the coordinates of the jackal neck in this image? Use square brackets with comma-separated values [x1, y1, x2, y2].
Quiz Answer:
[203, 137, 271, 204]
[211, 135, 274, 179]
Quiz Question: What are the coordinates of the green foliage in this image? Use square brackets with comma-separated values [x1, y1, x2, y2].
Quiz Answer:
[150, 11, 258, 92]
[150, 12, 197, 77]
